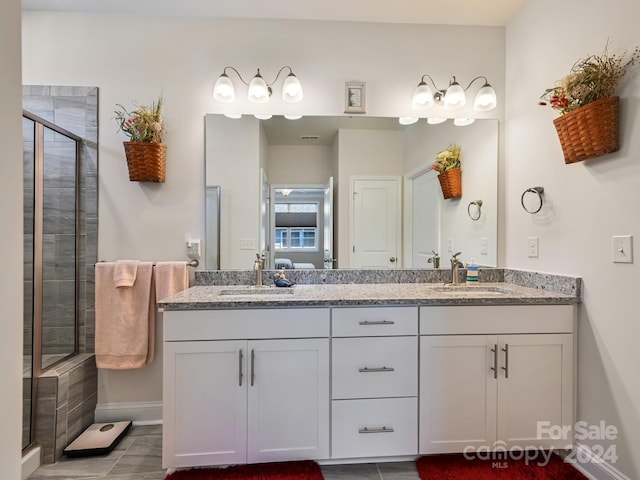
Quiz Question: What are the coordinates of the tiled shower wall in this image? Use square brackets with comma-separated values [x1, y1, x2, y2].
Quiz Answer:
[23, 85, 98, 359]
[23, 86, 98, 462]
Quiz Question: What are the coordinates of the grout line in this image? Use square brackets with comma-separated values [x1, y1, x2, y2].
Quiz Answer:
[376, 463, 385, 480]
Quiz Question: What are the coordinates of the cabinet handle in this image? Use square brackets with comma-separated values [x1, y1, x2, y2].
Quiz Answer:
[239, 349, 244, 386]
[250, 349, 255, 386]
[359, 366, 395, 373]
[490, 344, 498, 379]
[501, 343, 509, 378]
[358, 320, 395, 326]
[359, 426, 394, 434]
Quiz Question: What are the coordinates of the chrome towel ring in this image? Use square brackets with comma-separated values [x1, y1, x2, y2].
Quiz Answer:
[467, 200, 483, 221]
[521, 187, 544, 214]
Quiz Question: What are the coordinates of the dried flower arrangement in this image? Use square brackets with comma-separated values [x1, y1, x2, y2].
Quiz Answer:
[114, 95, 166, 143]
[539, 43, 639, 115]
[430, 145, 461, 172]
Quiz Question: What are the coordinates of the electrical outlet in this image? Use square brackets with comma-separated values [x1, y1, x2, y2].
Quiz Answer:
[186, 239, 201, 260]
[612, 235, 633, 263]
[528, 236, 539, 258]
[480, 237, 488, 255]
[447, 239, 454, 253]
[240, 238, 256, 250]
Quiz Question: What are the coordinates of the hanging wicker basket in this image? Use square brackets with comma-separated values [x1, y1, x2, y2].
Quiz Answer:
[553, 96, 619, 164]
[123, 142, 167, 183]
[438, 168, 462, 199]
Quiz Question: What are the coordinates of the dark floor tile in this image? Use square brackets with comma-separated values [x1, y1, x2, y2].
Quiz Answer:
[321, 463, 381, 480]
[377, 461, 420, 480]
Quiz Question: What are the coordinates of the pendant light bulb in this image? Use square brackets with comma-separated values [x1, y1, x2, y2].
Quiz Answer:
[248, 70, 270, 103]
[412, 81, 434, 110]
[282, 72, 303, 103]
[213, 73, 235, 103]
[443, 79, 466, 110]
[473, 83, 497, 111]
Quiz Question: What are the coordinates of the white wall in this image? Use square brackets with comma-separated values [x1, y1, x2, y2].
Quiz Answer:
[506, 1, 640, 478]
[336, 129, 405, 266]
[267, 145, 333, 184]
[1, 0, 24, 477]
[21, 13, 504, 409]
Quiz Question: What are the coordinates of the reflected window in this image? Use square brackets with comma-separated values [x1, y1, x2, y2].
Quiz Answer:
[275, 202, 318, 251]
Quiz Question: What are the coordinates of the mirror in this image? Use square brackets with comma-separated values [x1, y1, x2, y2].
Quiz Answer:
[205, 114, 498, 270]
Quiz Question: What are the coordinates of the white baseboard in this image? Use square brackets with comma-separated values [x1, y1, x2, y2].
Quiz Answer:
[95, 401, 162, 425]
[22, 446, 40, 480]
[566, 444, 632, 480]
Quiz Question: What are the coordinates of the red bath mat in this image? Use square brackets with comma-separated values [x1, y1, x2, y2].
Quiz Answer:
[417, 452, 587, 480]
[165, 460, 324, 480]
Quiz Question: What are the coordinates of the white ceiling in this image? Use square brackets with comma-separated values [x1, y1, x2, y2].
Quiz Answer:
[21, 0, 528, 27]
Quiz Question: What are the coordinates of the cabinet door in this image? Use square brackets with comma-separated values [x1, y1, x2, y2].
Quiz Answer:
[419, 335, 498, 454]
[247, 338, 329, 463]
[497, 334, 573, 449]
[163, 340, 247, 468]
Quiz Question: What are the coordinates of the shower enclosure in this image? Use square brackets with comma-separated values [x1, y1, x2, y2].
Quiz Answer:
[22, 111, 81, 449]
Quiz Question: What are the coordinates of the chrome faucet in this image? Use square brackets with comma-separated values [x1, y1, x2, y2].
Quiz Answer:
[254, 253, 266, 287]
[427, 250, 440, 269]
[448, 251, 466, 286]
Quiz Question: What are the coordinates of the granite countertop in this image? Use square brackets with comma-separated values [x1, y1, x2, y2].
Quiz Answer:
[157, 282, 578, 310]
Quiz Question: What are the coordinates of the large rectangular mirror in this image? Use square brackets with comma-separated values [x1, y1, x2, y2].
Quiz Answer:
[205, 114, 497, 270]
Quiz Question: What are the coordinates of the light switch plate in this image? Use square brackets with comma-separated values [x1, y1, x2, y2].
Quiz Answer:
[480, 237, 488, 255]
[612, 235, 633, 263]
[528, 236, 539, 258]
[240, 238, 256, 250]
[447, 239, 454, 253]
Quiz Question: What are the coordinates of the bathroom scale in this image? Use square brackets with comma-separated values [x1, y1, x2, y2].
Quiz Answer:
[63, 420, 132, 457]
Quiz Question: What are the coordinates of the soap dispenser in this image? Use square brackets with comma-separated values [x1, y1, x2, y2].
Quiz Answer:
[466, 259, 479, 283]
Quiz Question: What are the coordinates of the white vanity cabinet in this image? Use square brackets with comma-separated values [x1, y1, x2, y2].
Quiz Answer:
[162, 308, 330, 469]
[331, 307, 419, 459]
[419, 305, 575, 454]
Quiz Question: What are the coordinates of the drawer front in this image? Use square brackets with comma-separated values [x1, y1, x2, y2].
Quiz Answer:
[332, 336, 417, 399]
[332, 307, 418, 337]
[420, 305, 575, 335]
[164, 308, 330, 341]
[332, 397, 417, 459]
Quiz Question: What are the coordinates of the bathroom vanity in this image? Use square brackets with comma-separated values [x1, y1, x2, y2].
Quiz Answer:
[159, 281, 578, 470]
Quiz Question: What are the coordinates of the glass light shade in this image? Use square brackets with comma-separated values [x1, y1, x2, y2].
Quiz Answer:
[254, 114, 273, 120]
[454, 117, 475, 126]
[213, 74, 235, 103]
[473, 84, 497, 111]
[248, 72, 270, 103]
[284, 114, 303, 120]
[427, 117, 447, 125]
[398, 117, 419, 125]
[282, 73, 303, 103]
[443, 82, 466, 109]
[411, 81, 434, 110]
[223, 113, 242, 119]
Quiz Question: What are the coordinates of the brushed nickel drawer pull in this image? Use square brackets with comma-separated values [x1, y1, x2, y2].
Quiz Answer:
[490, 344, 498, 379]
[359, 366, 395, 373]
[359, 426, 394, 434]
[250, 349, 256, 386]
[501, 343, 509, 379]
[358, 320, 395, 325]
[238, 349, 244, 386]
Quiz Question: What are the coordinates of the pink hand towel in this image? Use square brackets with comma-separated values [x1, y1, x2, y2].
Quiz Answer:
[113, 260, 139, 288]
[155, 261, 189, 301]
[95, 262, 154, 369]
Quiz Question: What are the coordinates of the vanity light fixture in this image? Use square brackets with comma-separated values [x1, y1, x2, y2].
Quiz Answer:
[454, 118, 476, 126]
[213, 66, 303, 104]
[223, 113, 242, 119]
[284, 114, 303, 120]
[427, 117, 447, 125]
[398, 117, 419, 125]
[411, 75, 497, 112]
[254, 114, 273, 120]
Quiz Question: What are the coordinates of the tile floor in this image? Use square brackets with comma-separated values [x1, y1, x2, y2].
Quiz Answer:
[27, 425, 421, 480]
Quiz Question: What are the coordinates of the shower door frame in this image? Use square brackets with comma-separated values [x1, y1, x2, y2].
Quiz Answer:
[23, 110, 82, 451]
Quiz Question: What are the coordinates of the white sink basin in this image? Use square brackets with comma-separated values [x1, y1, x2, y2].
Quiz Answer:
[219, 287, 294, 296]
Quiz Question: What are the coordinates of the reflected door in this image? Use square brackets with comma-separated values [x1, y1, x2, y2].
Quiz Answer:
[412, 170, 439, 267]
[351, 177, 402, 268]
